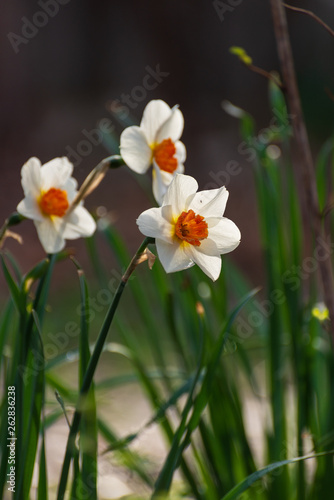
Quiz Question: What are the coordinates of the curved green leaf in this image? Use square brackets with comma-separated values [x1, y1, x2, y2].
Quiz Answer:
[221, 450, 334, 500]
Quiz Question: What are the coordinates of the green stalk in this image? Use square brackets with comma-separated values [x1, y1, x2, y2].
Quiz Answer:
[0, 212, 24, 246]
[117, 318, 202, 498]
[15, 255, 55, 492]
[57, 237, 153, 500]
[152, 314, 205, 497]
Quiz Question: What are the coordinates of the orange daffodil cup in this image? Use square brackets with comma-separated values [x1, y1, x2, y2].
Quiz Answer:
[137, 174, 241, 281]
[120, 99, 186, 205]
[17, 157, 96, 253]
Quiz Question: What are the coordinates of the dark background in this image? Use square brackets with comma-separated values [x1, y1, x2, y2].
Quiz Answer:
[1, 0, 334, 293]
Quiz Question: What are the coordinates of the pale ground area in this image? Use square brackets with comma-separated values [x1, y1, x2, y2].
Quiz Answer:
[1, 383, 166, 500]
[1, 368, 267, 500]
[3, 382, 261, 500]
[32, 383, 170, 500]
[3, 361, 316, 500]
[36, 381, 267, 500]
[34, 394, 266, 500]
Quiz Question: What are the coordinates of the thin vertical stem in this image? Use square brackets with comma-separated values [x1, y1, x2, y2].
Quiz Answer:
[270, 0, 334, 346]
[57, 237, 153, 500]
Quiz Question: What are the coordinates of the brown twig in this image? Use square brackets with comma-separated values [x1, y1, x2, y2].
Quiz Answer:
[229, 46, 284, 88]
[270, 0, 334, 346]
[247, 63, 284, 89]
[283, 3, 334, 39]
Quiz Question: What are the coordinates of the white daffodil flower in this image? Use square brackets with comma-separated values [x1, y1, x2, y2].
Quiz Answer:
[120, 99, 186, 205]
[17, 157, 96, 253]
[137, 174, 241, 281]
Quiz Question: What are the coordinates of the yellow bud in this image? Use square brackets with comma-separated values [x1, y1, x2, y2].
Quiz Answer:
[229, 46, 252, 65]
[311, 303, 329, 322]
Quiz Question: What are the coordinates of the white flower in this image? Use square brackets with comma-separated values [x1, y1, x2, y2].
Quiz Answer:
[137, 174, 241, 281]
[120, 99, 186, 204]
[17, 157, 96, 253]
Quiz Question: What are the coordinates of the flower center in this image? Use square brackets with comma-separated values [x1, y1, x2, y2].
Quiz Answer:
[153, 138, 178, 173]
[175, 210, 208, 246]
[39, 188, 69, 217]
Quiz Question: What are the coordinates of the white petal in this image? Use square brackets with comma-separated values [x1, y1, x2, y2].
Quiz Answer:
[207, 217, 241, 254]
[152, 164, 173, 206]
[120, 126, 152, 173]
[34, 218, 66, 254]
[152, 141, 185, 206]
[161, 204, 174, 221]
[41, 157, 74, 190]
[137, 207, 174, 243]
[163, 174, 198, 214]
[187, 186, 229, 217]
[63, 206, 96, 239]
[194, 237, 220, 256]
[21, 157, 42, 198]
[174, 141, 186, 165]
[156, 107, 184, 143]
[140, 100, 172, 145]
[63, 177, 78, 203]
[184, 244, 222, 281]
[17, 196, 44, 221]
[156, 239, 194, 273]
[175, 162, 185, 174]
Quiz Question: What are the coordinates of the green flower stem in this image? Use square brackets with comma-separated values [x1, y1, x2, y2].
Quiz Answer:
[57, 236, 154, 500]
[106, 154, 125, 168]
[0, 212, 25, 246]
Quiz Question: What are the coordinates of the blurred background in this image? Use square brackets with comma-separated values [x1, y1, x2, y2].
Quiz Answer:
[1, 2, 334, 498]
[0, 0, 334, 288]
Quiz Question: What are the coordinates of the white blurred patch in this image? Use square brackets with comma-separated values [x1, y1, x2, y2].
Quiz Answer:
[266, 144, 281, 160]
[197, 282, 211, 299]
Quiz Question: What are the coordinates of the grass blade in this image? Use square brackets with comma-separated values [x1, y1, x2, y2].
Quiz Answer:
[220, 450, 334, 500]
[1, 255, 24, 313]
[37, 429, 48, 500]
[15, 311, 45, 499]
[76, 262, 98, 500]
